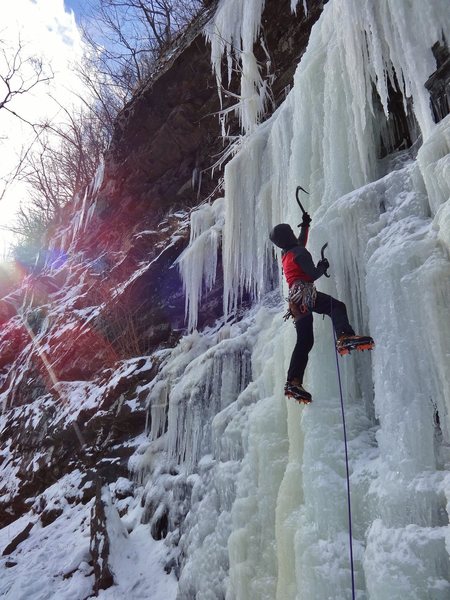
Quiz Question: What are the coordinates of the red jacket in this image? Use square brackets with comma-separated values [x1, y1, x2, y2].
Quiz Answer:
[282, 251, 314, 286]
[270, 223, 327, 287]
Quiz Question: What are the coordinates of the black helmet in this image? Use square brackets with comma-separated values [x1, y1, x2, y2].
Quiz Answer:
[269, 224, 297, 250]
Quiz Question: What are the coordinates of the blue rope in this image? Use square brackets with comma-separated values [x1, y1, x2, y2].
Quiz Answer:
[331, 302, 356, 600]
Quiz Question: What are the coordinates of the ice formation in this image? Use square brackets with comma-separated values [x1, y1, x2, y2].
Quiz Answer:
[152, 0, 450, 598]
[177, 198, 225, 331]
[49, 158, 104, 262]
[204, 0, 270, 134]
[1, 0, 448, 598]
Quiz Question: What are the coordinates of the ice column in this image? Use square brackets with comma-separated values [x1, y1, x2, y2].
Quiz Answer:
[177, 198, 225, 331]
[146, 324, 252, 473]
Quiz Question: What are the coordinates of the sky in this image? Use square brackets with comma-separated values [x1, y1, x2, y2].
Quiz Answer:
[64, 0, 84, 16]
[0, 0, 85, 256]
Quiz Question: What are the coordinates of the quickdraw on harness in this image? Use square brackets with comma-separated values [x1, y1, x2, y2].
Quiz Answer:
[283, 281, 317, 321]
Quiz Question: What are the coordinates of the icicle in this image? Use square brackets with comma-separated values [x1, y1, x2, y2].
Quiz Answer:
[177, 198, 225, 331]
[290, 1, 307, 14]
[216, 0, 450, 312]
[205, 0, 268, 134]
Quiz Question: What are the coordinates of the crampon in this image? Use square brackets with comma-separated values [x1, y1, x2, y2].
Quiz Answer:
[284, 381, 312, 404]
[336, 335, 375, 356]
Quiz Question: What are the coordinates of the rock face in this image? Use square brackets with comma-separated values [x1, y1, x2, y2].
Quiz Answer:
[90, 481, 115, 593]
[426, 40, 450, 123]
[103, 0, 328, 211]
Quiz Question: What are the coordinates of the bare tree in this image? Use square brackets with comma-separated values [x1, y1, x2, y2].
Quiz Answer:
[0, 35, 53, 129]
[7, 203, 48, 267]
[0, 36, 53, 201]
[9, 101, 107, 266]
[7, 1, 208, 262]
[79, 0, 204, 104]
[20, 100, 108, 222]
[74, 52, 127, 138]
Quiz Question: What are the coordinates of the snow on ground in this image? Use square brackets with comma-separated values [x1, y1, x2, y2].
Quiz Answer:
[0, 471, 177, 600]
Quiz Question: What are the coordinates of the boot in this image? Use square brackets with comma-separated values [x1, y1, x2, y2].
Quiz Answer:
[336, 334, 375, 356]
[284, 380, 312, 404]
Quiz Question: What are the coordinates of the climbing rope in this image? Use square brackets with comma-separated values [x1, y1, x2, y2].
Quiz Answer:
[331, 301, 356, 600]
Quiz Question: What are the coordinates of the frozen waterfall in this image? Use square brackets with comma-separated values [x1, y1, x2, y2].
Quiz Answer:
[145, 0, 450, 598]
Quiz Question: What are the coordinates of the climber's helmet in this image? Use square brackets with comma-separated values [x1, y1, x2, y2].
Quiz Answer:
[269, 223, 298, 250]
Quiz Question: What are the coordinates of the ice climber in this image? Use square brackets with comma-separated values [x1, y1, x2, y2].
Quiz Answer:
[269, 213, 374, 404]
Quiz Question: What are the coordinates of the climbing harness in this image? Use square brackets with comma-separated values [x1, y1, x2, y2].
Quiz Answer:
[283, 281, 317, 321]
[331, 299, 356, 600]
[289, 281, 317, 311]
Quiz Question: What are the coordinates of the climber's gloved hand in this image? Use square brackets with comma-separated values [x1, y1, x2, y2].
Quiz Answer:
[301, 212, 312, 227]
[317, 258, 329, 271]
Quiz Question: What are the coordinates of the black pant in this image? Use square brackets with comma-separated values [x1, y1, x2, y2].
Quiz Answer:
[287, 292, 354, 384]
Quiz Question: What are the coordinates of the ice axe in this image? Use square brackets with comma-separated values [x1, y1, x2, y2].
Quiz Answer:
[321, 242, 330, 277]
[295, 185, 309, 226]
[296, 185, 330, 276]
